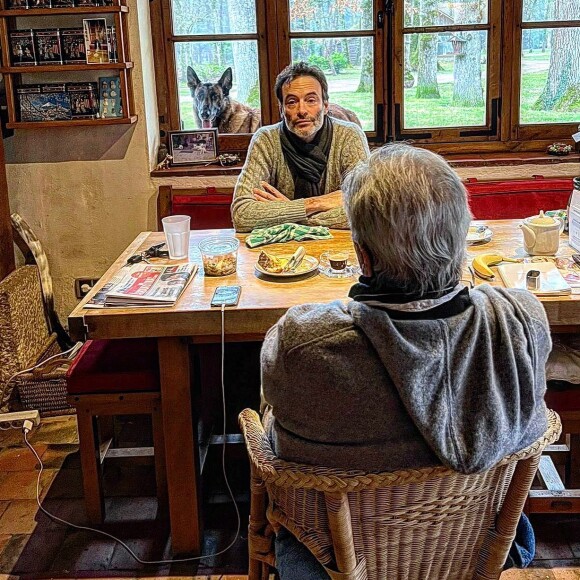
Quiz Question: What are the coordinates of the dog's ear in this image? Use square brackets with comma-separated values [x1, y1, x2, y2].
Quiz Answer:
[187, 66, 201, 91]
[218, 67, 233, 96]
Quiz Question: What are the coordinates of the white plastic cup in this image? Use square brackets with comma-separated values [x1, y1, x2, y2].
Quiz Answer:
[162, 215, 191, 259]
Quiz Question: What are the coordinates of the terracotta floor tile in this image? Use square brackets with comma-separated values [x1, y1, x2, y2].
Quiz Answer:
[0, 503, 8, 520]
[551, 569, 580, 579]
[0, 470, 57, 501]
[49, 530, 116, 572]
[500, 570, 556, 578]
[0, 501, 40, 535]
[29, 416, 78, 446]
[39, 444, 79, 470]
[0, 445, 47, 472]
[0, 534, 29, 574]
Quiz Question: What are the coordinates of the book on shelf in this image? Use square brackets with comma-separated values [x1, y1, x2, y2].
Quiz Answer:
[85, 263, 198, 308]
[497, 261, 572, 296]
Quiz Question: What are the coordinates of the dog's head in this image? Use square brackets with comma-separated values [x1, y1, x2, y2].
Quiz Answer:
[187, 66, 233, 129]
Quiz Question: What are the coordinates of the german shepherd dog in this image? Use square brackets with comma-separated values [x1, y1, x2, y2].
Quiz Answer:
[187, 66, 361, 133]
[187, 66, 261, 134]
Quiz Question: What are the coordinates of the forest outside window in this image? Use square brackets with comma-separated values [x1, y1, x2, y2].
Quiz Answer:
[153, 0, 580, 154]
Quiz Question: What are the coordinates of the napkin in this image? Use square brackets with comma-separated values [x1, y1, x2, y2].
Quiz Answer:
[245, 223, 333, 248]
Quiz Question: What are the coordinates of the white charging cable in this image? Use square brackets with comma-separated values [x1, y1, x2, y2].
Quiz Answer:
[23, 304, 241, 564]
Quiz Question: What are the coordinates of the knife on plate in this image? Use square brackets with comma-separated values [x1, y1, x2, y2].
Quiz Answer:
[283, 246, 306, 272]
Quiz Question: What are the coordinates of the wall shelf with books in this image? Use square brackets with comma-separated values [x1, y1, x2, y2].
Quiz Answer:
[0, 0, 135, 128]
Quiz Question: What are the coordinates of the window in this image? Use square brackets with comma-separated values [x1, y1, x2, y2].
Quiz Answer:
[151, 0, 580, 154]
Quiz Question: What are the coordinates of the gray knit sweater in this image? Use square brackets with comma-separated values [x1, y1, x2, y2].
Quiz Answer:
[231, 119, 370, 232]
[262, 285, 551, 474]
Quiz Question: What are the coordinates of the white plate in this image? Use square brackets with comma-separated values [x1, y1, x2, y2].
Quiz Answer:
[467, 226, 493, 245]
[255, 254, 319, 277]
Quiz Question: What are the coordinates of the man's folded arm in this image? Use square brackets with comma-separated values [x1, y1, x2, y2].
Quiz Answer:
[232, 132, 308, 232]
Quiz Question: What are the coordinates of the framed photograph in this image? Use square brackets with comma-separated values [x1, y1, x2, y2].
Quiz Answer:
[82, 18, 109, 64]
[169, 129, 219, 165]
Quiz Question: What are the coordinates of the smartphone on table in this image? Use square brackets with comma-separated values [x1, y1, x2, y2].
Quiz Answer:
[211, 285, 241, 307]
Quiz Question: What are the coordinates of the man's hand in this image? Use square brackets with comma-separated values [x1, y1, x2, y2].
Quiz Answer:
[253, 181, 287, 202]
[304, 190, 343, 215]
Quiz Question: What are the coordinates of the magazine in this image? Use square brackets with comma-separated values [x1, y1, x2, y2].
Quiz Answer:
[85, 263, 197, 308]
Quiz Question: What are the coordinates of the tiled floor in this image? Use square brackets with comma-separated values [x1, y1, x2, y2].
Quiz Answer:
[0, 414, 579, 579]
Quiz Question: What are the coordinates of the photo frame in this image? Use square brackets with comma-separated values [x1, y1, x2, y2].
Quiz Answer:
[169, 129, 219, 165]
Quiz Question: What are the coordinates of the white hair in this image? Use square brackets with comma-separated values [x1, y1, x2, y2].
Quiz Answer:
[343, 143, 471, 295]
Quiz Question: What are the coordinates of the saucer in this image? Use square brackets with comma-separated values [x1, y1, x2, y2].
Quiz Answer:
[318, 264, 360, 279]
[467, 225, 493, 245]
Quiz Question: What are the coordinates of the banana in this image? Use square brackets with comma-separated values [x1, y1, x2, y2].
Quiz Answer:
[472, 254, 520, 279]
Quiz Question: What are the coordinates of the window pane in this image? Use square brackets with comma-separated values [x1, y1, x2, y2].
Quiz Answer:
[175, 41, 261, 132]
[523, 0, 580, 23]
[290, 0, 372, 32]
[172, 0, 256, 36]
[290, 38, 374, 131]
[403, 0, 488, 28]
[520, 28, 580, 124]
[403, 31, 488, 129]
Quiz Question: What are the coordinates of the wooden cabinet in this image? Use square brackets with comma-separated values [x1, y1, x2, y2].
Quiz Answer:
[0, 2, 136, 128]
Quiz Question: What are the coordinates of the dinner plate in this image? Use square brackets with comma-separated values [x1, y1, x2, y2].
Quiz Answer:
[466, 225, 493, 245]
[255, 254, 319, 277]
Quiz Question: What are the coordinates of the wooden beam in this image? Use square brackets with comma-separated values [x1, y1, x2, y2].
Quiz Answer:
[0, 133, 14, 279]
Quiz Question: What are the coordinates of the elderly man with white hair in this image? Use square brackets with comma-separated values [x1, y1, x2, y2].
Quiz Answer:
[261, 143, 552, 578]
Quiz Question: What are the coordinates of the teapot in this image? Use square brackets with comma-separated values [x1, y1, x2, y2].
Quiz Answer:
[520, 210, 563, 255]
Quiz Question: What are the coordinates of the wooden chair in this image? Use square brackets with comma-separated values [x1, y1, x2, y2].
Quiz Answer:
[157, 184, 233, 230]
[528, 383, 580, 513]
[66, 338, 167, 524]
[239, 408, 561, 580]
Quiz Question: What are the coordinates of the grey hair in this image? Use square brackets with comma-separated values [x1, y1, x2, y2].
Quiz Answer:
[343, 143, 471, 295]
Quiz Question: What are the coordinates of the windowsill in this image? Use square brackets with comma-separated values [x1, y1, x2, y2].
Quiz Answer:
[150, 151, 579, 179]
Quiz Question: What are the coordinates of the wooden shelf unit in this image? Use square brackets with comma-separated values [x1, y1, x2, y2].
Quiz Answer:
[0, 1, 135, 129]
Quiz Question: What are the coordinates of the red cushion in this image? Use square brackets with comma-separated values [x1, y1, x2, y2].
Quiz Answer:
[545, 386, 580, 413]
[466, 177, 572, 220]
[66, 339, 159, 395]
[172, 194, 233, 229]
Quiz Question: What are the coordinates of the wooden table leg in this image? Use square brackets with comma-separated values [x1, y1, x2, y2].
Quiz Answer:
[158, 336, 201, 555]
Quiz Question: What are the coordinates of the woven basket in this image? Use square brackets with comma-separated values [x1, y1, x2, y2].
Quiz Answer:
[11, 341, 75, 416]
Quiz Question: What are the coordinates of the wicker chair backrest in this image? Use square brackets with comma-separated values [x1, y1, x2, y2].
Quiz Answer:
[240, 408, 561, 580]
[0, 266, 55, 410]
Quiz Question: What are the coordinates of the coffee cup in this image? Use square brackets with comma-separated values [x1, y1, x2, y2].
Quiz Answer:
[328, 252, 348, 271]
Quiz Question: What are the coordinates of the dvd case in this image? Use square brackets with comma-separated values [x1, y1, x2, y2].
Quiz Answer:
[66, 82, 99, 119]
[61, 28, 86, 64]
[10, 30, 37, 66]
[17, 84, 72, 121]
[35, 29, 63, 65]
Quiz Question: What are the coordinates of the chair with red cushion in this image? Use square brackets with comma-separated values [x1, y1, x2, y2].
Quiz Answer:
[66, 338, 167, 524]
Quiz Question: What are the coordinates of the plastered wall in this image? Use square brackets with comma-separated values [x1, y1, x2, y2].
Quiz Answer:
[5, 1, 580, 321]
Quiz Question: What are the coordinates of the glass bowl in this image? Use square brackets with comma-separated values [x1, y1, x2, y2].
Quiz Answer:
[199, 236, 240, 276]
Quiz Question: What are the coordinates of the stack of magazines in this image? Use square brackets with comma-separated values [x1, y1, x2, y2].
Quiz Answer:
[86, 263, 198, 308]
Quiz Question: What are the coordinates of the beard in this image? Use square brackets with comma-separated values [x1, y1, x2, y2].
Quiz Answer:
[284, 108, 325, 141]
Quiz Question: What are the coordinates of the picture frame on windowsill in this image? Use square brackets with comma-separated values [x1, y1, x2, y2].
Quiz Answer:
[169, 129, 219, 165]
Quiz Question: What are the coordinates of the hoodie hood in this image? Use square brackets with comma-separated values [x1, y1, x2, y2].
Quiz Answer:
[348, 284, 550, 473]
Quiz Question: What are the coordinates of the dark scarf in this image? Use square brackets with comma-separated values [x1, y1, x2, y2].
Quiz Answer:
[280, 116, 333, 199]
[348, 275, 471, 320]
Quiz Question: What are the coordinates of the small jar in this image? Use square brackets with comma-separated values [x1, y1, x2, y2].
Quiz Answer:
[199, 236, 239, 276]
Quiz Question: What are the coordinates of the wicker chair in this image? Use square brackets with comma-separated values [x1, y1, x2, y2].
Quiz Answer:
[239, 408, 561, 580]
[0, 265, 66, 414]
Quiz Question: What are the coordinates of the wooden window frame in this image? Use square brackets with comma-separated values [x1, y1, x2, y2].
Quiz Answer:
[149, 0, 580, 157]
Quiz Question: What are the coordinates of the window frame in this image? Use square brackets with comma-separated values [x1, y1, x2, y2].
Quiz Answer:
[150, 0, 580, 156]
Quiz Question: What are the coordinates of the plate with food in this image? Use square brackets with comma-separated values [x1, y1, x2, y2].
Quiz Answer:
[255, 249, 319, 277]
[466, 225, 493, 245]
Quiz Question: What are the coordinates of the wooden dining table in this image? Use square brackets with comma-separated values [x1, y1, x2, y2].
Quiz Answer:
[68, 220, 580, 555]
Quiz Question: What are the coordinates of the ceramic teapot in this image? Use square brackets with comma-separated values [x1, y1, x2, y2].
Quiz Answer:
[520, 210, 563, 255]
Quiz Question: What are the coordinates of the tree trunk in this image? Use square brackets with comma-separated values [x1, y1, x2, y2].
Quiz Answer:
[534, 0, 580, 111]
[356, 0, 373, 92]
[415, 0, 439, 99]
[452, 1, 484, 107]
[226, 0, 258, 102]
[416, 33, 440, 98]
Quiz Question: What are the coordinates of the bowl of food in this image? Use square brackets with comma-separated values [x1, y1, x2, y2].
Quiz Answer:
[199, 236, 239, 276]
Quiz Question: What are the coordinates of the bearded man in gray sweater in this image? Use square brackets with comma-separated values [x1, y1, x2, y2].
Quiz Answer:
[231, 62, 370, 232]
[261, 143, 552, 578]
